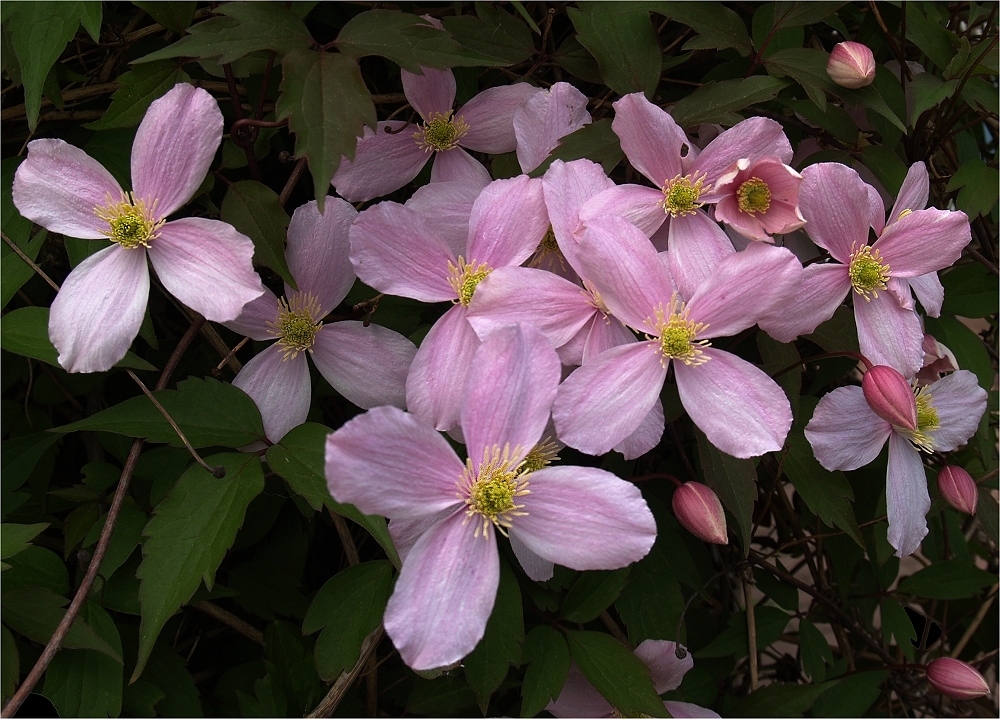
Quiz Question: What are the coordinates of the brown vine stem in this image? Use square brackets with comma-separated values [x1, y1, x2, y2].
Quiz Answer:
[743, 578, 759, 691]
[1, 231, 60, 292]
[279, 156, 308, 208]
[192, 601, 264, 645]
[306, 627, 384, 718]
[949, 584, 998, 659]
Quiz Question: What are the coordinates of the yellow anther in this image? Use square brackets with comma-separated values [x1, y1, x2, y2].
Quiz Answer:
[413, 111, 469, 153]
[459, 444, 530, 538]
[661, 174, 708, 217]
[848, 244, 891, 301]
[736, 177, 771, 214]
[267, 292, 324, 360]
[447, 256, 492, 306]
[904, 387, 940, 452]
[648, 295, 711, 367]
[94, 192, 163, 249]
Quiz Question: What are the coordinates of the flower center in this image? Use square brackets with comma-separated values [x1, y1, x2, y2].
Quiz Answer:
[528, 226, 568, 271]
[903, 387, 940, 452]
[736, 177, 771, 214]
[267, 292, 324, 360]
[649, 295, 710, 366]
[413, 111, 469, 153]
[848, 244, 891, 301]
[661, 173, 707, 217]
[520, 438, 560, 474]
[94, 192, 163, 249]
[459, 445, 530, 538]
[447, 256, 492, 306]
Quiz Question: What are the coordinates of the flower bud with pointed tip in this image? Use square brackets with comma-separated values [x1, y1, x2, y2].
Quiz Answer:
[926, 657, 992, 700]
[827, 41, 877, 89]
[673, 482, 728, 545]
[937, 466, 978, 515]
[862, 365, 917, 431]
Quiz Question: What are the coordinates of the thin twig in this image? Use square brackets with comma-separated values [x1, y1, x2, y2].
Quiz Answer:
[743, 577, 759, 691]
[950, 585, 998, 659]
[599, 611, 631, 646]
[330, 510, 361, 567]
[1, 231, 59, 292]
[279, 157, 308, 208]
[213, 336, 250, 376]
[192, 601, 264, 645]
[306, 627, 384, 718]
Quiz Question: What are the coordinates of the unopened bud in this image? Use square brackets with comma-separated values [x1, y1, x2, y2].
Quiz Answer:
[862, 365, 917, 430]
[672, 482, 728, 545]
[827, 41, 877, 89]
[937, 466, 978, 515]
[926, 657, 991, 700]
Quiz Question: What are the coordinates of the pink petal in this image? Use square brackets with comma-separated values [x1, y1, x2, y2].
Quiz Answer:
[286, 197, 356, 314]
[873, 208, 971, 277]
[13, 139, 123, 239]
[675, 349, 792, 458]
[692, 117, 792, 188]
[429, 147, 493, 186]
[547, 663, 613, 718]
[48, 245, 149, 373]
[349, 201, 457, 302]
[542, 158, 615, 251]
[510, 465, 656, 570]
[634, 640, 693, 692]
[804, 386, 892, 470]
[461, 324, 561, 466]
[406, 180, 489, 256]
[311, 321, 416, 409]
[854, 292, 924, 378]
[406, 304, 481, 431]
[331, 121, 430, 202]
[466, 175, 548, 268]
[759, 199, 806, 236]
[614, 399, 664, 460]
[509, 533, 554, 582]
[663, 701, 720, 718]
[582, 314, 637, 364]
[401, 67, 456, 120]
[907, 272, 943, 317]
[886, 433, 930, 557]
[866, 184, 886, 235]
[758, 263, 851, 343]
[457, 83, 541, 154]
[889, 162, 929, 222]
[515, 82, 591, 173]
[221, 288, 281, 341]
[667, 210, 736, 301]
[325, 405, 464, 519]
[611, 92, 687, 187]
[714, 195, 769, 242]
[131, 84, 223, 218]
[924, 370, 988, 452]
[799, 163, 872, 264]
[388, 508, 453, 564]
[552, 341, 667, 455]
[383, 511, 499, 671]
[578, 185, 668, 239]
[232, 344, 310, 443]
[147, 218, 264, 322]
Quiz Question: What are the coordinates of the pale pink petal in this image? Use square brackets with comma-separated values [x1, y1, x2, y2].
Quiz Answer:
[907, 272, 943, 317]
[325, 405, 464, 519]
[515, 82, 591, 173]
[886, 433, 930, 558]
[614, 399, 664, 460]
[552, 341, 667, 456]
[667, 210, 736, 301]
[663, 701, 720, 718]
[509, 533, 554, 582]
[13, 139, 123, 239]
[889, 162, 929, 222]
[712, 157, 804, 239]
[634, 640, 693, 693]
[221, 287, 281, 341]
[457, 84, 541, 154]
[547, 663, 613, 718]
[692, 117, 792, 189]
[924, 370, 988, 452]
[388, 509, 452, 564]
[804, 386, 892, 471]
[401, 67, 456, 120]
[406, 305, 480, 431]
[331, 121, 430, 202]
[867, 184, 886, 235]
[48, 245, 149, 373]
[611, 92, 687, 187]
[429, 147, 493, 186]
[758, 200, 806, 236]
[349, 201, 457, 302]
[578, 185, 667, 239]
[675, 349, 792, 458]
[714, 194, 769, 242]
[873, 208, 971, 277]
[232, 344, 309, 443]
[131, 84, 223, 217]
[147, 218, 264, 322]
[466, 175, 547, 268]
[758, 263, 850, 343]
[510, 465, 656, 570]
[285, 197, 356, 313]
[311, 321, 416, 409]
[384, 511, 499, 671]
[582, 314, 637, 364]
[799, 164, 872, 264]
[461, 324, 561, 466]
[854, 293, 924, 378]
[542, 158, 615, 251]
[406, 180, 488, 256]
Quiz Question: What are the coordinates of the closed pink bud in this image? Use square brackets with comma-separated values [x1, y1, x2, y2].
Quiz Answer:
[673, 482, 728, 545]
[862, 365, 917, 431]
[827, 41, 877, 89]
[937, 466, 978, 515]
[926, 657, 992, 700]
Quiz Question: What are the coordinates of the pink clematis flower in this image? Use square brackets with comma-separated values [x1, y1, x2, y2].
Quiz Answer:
[548, 640, 719, 718]
[805, 367, 986, 557]
[325, 324, 657, 670]
[712, 156, 805, 242]
[513, 82, 592, 174]
[222, 197, 417, 443]
[12, 83, 264, 373]
[331, 66, 540, 202]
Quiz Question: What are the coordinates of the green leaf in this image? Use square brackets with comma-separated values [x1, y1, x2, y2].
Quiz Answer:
[781, 98, 858, 144]
[529, 119, 623, 177]
[3, 546, 70, 596]
[839, 82, 907, 134]
[305, 561, 393, 681]
[806, 305, 859, 352]
[1, 229, 47, 309]
[81, 502, 148, 581]
[897, 558, 997, 599]
[695, 429, 755, 552]
[0, 522, 49, 560]
[653, 2, 752, 56]
[555, 35, 602, 84]
[133, 1, 197, 34]
[769, 1, 847, 29]
[754, 566, 798, 612]
[85, 61, 188, 130]
[441, 5, 534, 66]
[879, 598, 916, 662]
[615, 545, 685, 644]
[133, 453, 265, 681]
[798, 618, 834, 682]
[464, 559, 523, 712]
[695, 605, 789, 658]
[940, 263, 999, 318]
[905, 3, 957, 70]
[810, 670, 889, 717]
[764, 48, 834, 111]
[263, 621, 322, 714]
[2, 432, 60, 500]
[276, 49, 375, 214]
[731, 681, 835, 717]
[221, 180, 294, 288]
[946, 159, 999, 218]
[560, 568, 630, 624]
[976, 488, 999, 546]
[670, 76, 789, 127]
[924, 314, 993, 391]
[520, 626, 570, 718]
[906, 72, 960, 126]
[567, 3, 660, 97]
[566, 630, 667, 717]
[784, 433, 864, 547]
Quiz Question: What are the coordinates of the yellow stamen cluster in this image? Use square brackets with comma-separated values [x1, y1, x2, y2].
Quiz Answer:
[413, 111, 469, 153]
[736, 177, 771, 215]
[903, 387, 940, 452]
[649, 295, 711, 367]
[527, 226, 567, 271]
[661, 173, 707, 217]
[520, 437, 560, 474]
[459, 444, 531, 537]
[848, 244, 891, 301]
[585, 283, 611, 318]
[268, 292, 324, 360]
[94, 192, 163, 249]
[448, 256, 492, 306]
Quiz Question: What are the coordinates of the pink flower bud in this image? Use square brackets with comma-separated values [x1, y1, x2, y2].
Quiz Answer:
[672, 482, 728, 545]
[862, 365, 917, 431]
[926, 657, 992, 700]
[827, 41, 877, 89]
[937, 466, 978, 515]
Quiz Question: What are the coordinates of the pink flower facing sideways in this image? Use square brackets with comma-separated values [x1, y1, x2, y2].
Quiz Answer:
[325, 324, 657, 671]
[12, 83, 264, 372]
[222, 198, 417, 443]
